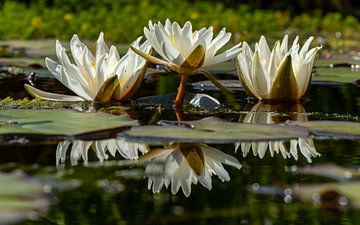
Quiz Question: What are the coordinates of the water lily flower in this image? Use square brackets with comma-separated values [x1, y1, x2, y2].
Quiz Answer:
[25, 32, 151, 103]
[236, 35, 322, 102]
[235, 103, 320, 163]
[131, 19, 241, 107]
[141, 143, 241, 197]
[56, 138, 148, 166]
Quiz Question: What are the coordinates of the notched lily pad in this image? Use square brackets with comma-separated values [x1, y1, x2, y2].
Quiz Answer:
[290, 120, 360, 139]
[119, 117, 309, 143]
[0, 172, 50, 225]
[0, 109, 138, 141]
[313, 68, 360, 83]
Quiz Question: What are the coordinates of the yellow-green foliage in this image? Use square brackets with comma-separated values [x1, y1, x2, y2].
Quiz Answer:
[0, 0, 359, 43]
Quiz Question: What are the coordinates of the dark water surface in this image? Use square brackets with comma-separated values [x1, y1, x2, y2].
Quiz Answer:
[0, 63, 359, 225]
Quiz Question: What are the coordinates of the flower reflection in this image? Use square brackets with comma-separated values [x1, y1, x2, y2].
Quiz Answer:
[56, 138, 147, 166]
[141, 143, 241, 197]
[236, 103, 320, 163]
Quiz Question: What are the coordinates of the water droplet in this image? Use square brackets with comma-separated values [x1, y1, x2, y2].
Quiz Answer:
[284, 188, 293, 196]
[312, 192, 321, 205]
[252, 183, 260, 191]
[291, 165, 297, 172]
[335, 32, 342, 38]
[339, 196, 349, 207]
[284, 195, 292, 203]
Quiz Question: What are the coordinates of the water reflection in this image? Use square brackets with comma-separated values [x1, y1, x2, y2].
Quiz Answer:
[142, 143, 241, 197]
[55, 103, 321, 197]
[236, 103, 320, 163]
[56, 138, 147, 166]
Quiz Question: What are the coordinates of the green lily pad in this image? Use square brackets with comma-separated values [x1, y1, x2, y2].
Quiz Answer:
[291, 121, 360, 139]
[294, 182, 360, 209]
[313, 68, 360, 83]
[294, 163, 360, 181]
[120, 117, 309, 143]
[314, 58, 360, 68]
[0, 172, 49, 225]
[0, 109, 138, 141]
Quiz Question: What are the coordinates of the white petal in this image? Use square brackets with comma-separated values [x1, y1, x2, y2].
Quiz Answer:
[252, 51, 269, 97]
[25, 84, 85, 101]
[203, 43, 241, 67]
[161, 42, 184, 65]
[96, 32, 110, 59]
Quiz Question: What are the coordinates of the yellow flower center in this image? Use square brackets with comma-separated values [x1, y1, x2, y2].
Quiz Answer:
[169, 34, 175, 46]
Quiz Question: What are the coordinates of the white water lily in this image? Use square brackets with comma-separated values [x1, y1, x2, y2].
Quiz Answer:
[236, 35, 322, 101]
[56, 138, 148, 166]
[25, 32, 151, 103]
[142, 143, 241, 197]
[131, 19, 241, 107]
[235, 103, 320, 163]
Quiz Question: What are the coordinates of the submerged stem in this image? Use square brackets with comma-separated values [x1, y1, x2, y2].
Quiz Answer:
[174, 74, 189, 108]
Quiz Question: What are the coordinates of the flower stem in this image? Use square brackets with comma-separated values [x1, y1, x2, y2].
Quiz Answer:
[174, 74, 189, 108]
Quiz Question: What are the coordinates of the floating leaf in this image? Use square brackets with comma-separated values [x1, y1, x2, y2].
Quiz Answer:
[120, 117, 309, 143]
[291, 121, 360, 139]
[0, 172, 49, 225]
[313, 68, 360, 83]
[294, 163, 360, 181]
[252, 181, 360, 209]
[0, 110, 137, 141]
[293, 182, 360, 209]
[314, 58, 360, 68]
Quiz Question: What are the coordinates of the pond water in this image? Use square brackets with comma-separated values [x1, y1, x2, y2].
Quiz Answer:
[0, 42, 359, 225]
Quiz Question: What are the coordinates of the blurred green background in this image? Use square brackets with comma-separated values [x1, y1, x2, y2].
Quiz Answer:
[0, 0, 359, 46]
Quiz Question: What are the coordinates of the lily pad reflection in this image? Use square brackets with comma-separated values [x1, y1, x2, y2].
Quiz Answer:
[0, 172, 50, 225]
[236, 103, 320, 163]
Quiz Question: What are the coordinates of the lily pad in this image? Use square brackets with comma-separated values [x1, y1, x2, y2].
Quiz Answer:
[314, 58, 360, 68]
[293, 182, 360, 209]
[313, 68, 360, 83]
[291, 121, 360, 139]
[119, 117, 309, 143]
[294, 163, 360, 181]
[0, 109, 138, 141]
[0, 172, 49, 225]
